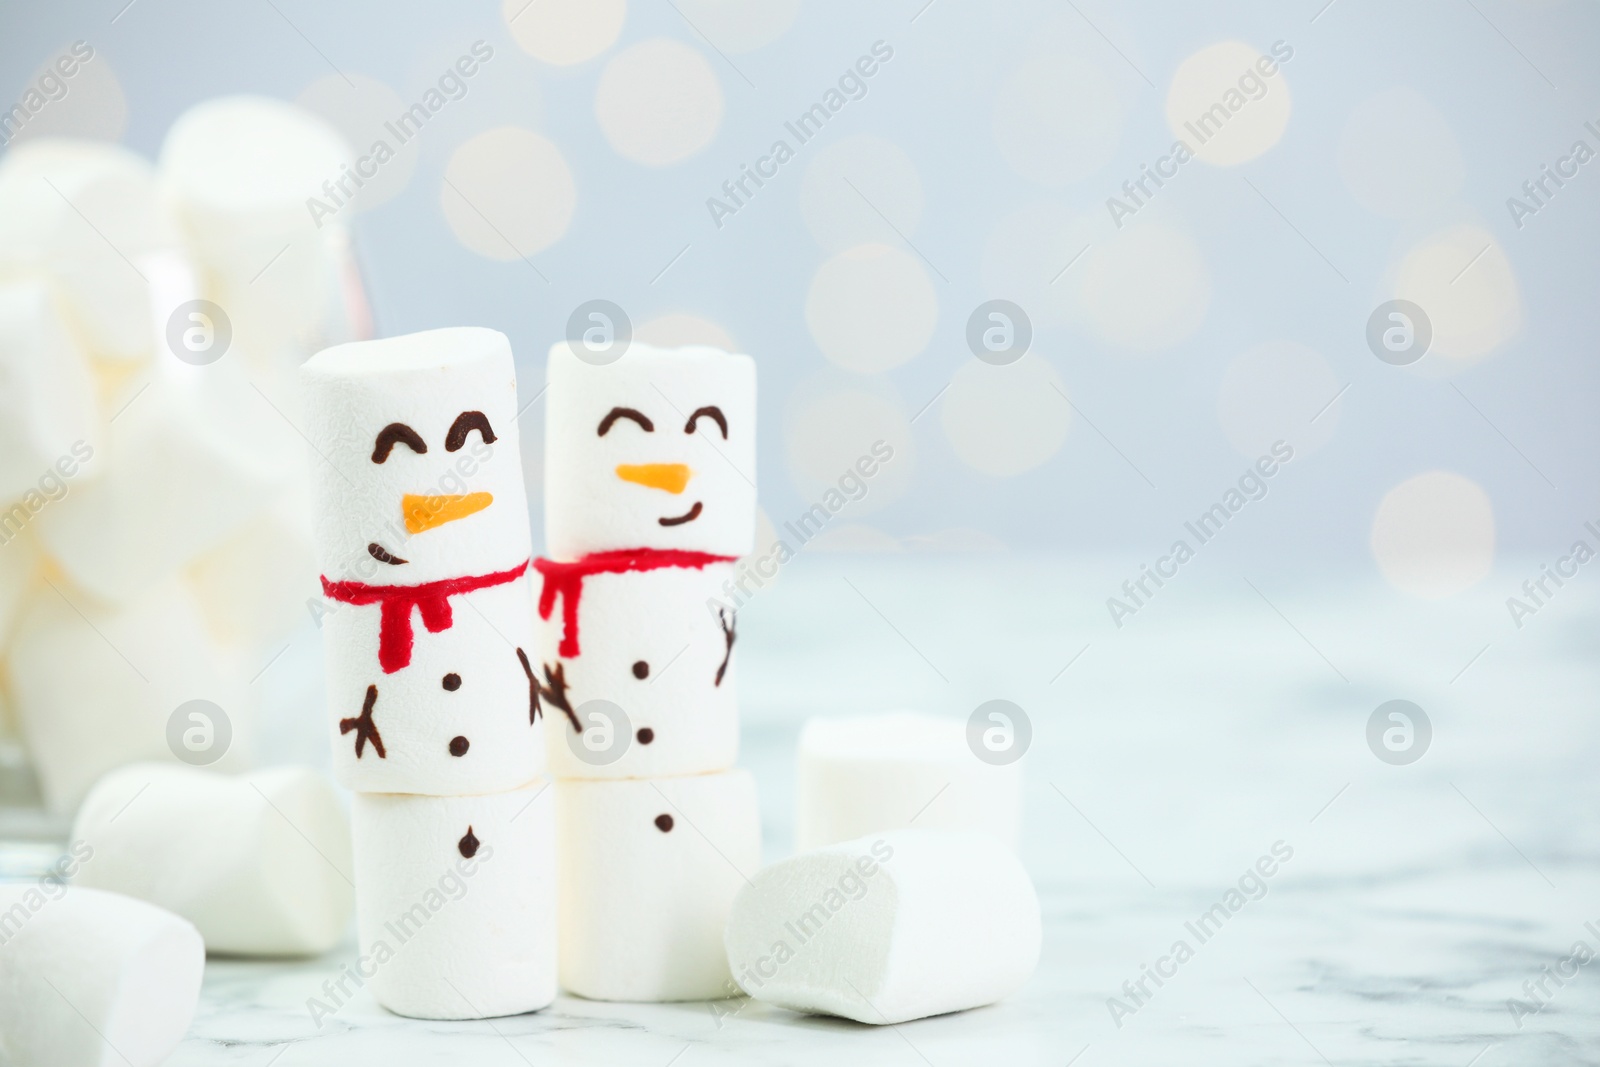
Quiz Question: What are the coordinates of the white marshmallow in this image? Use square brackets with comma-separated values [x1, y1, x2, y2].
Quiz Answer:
[160, 97, 353, 350]
[536, 560, 738, 779]
[725, 829, 1041, 1024]
[557, 770, 760, 1001]
[797, 713, 1022, 852]
[5, 578, 253, 813]
[323, 574, 542, 794]
[0, 526, 41, 649]
[544, 342, 756, 558]
[350, 780, 556, 1020]
[0, 280, 100, 509]
[0, 138, 177, 361]
[302, 329, 532, 586]
[188, 491, 318, 650]
[0, 883, 204, 1067]
[0, 683, 15, 741]
[31, 369, 290, 603]
[71, 762, 352, 956]
[303, 329, 542, 794]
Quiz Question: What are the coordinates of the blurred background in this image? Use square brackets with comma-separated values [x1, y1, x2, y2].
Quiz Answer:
[0, 0, 1595, 865]
[2, 1, 1599, 1058]
[6, 0, 1598, 555]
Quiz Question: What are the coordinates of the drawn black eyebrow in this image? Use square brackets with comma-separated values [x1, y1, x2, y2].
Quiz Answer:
[372, 423, 427, 463]
[445, 410, 496, 452]
[598, 407, 654, 436]
[684, 405, 728, 439]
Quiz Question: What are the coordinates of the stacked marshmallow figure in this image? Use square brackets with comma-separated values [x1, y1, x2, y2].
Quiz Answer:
[302, 328, 555, 1019]
[539, 342, 761, 1001]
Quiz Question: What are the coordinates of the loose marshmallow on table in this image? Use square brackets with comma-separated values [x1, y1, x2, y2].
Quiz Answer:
[557, 770, 760, 1001]
[536, 560, 739, 779]
[797, 712, 1022, 852]
[0, 280, 100, 507]
[303, 328, 542, 795]
[0, 138, 177, 361]
[0, 883, 204, 1067]
[544, 342, 756, 559]
[31, 369, 291, 603]
[351, 780, 556, 1019]
[725, 828, 1041, 1025]
[6, 578, 253, 814]
[72, 763, 352, 956]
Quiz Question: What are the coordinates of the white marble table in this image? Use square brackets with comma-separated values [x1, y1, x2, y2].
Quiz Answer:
[11, 555, 1600, 1064]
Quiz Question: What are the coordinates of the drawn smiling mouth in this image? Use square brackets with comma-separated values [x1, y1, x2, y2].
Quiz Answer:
[658, 501, 703, 527]
[368, 542, 408, 565]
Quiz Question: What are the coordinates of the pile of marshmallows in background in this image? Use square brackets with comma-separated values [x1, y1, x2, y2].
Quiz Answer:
[0, 94, 371, 823]
[0, 99, 1042, 1061]
[0, 95, 368, 1065]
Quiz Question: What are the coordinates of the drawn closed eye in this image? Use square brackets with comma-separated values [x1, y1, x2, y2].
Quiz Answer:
[372, 423, 427, 463]
[684, 405, 728, 439]
[445, 410, 496, 452]
[598, 407, 654, 436]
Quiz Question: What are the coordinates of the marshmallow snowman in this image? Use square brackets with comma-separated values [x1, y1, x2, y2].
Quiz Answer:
[535, 561, 739, 779]
[537, 343, 754, 776]
[351, 780, 556, 1019]
[556, 771, 760, 1001]
[302, 328, 542, 794]
[543, 342, 756, 559]
[540, 341, 763, 1000]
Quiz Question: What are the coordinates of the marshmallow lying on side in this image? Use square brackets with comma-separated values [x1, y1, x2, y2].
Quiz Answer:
[72, 763, 352, 956]
[537, 560, 739, 779]
[351, 780, 556, 1019]
[544, 342, 756, 559]
[797, 712, 1022, 852]
[303, 329, 542, 795]
[0, 280, 100, 507]
[6, 578, 253, 813]
[557, 770, 760, 1001]
[725, 829, 1041, 1025]
[0, 883, 204, 1067]
[0, 139, 177, 361]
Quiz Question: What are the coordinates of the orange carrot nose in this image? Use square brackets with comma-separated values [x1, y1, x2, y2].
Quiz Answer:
[615, 463, 691, 494]
[403, 492, 493, 534]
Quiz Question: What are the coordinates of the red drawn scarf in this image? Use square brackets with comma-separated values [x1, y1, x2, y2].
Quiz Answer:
[535, 549, 735, 657]
[321, 559, 530, 674]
